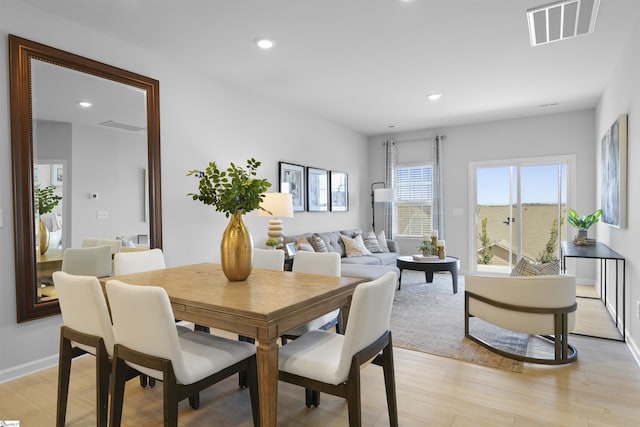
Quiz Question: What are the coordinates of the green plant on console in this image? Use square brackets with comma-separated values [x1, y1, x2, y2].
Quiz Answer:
[187, 158, 272, 216]
[567, 208, 602, 230]
[35, 185, 62, 215]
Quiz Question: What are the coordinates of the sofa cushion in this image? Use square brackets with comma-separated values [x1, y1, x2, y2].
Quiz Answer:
[340, 256, 381, 265]
[340, 234, 371, 257]
[310, 235, 329, 252]
[362, 231, 383, 253]
[510, 258, 559, 276]
[314, 231, 345, 256]
[376, 230, 390, 252]
[368, 252, 399, 265]
[295, 236, 315, 252]
[341, 264, 400, 282]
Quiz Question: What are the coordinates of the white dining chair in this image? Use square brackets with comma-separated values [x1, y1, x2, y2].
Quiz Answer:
[106, 280, 259, 427]
[61, 245, 112, 277]
[82, 237, 122, 255]
[253, 248, 285, 271]
[284, 251, 342, 339]
[113, 247, 203, 390]
[113, 248, 166, 275]
[278, 271, 399, 426]
[53, 271, 118, 427]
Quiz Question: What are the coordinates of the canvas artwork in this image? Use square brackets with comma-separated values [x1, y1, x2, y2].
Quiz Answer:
[600, 114, 628, 228]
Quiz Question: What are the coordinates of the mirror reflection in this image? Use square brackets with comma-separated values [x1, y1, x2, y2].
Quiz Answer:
[31, 59, 150, 303]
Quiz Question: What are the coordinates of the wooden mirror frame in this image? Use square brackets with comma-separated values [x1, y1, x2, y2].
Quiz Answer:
[9, 35, 162, 322]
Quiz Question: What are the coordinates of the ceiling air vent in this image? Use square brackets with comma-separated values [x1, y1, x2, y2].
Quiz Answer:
[99, 120, 146, 132]
[527, 0, 600, 46]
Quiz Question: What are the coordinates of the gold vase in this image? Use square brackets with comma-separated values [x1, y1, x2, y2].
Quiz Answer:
[39, 217, 50, 255]
[220, 211, 254, 281]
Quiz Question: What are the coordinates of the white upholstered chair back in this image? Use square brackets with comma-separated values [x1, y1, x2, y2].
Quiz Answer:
[114, 248, 166, 275]
[82, 238, 122, 255]
[53, 271, 116, 356]
[292, 251, 341, 276]
[61, 245, 112, 277]
[253, 248, 285, 271]
[334, 272, 396, 382]
[465, 274, 576, 335]
[106, 280, 190, 383]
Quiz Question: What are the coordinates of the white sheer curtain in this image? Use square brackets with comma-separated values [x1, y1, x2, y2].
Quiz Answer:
[384, 140, 397, 239]
[432, 135, 445, 239]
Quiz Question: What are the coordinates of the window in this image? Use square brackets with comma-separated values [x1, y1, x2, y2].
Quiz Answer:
[396, 164, 432, 237]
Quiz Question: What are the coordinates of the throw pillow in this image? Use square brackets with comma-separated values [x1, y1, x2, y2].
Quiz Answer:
[340, 234, 372, 257]
[362, 231, 383, 253]
[295, 236, 315, 252]
[376, 230, 390, 253]
[510, 258, 560, 276]
[310, 235, 329, 253]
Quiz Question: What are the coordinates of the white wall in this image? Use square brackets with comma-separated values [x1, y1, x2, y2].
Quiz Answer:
[0, 0, 367, 379]
[368, 110, 597, 277]
[595, 19, 640, 358]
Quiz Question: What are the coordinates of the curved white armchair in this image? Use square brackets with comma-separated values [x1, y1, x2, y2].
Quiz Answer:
[465, 274, 578, 365]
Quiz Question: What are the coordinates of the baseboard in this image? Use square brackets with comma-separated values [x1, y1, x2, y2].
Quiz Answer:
[0, 354, 59, 384]
[625, 329, 640, 367]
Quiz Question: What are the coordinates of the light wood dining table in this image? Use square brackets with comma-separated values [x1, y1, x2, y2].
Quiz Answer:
[100, 262, 365, 426]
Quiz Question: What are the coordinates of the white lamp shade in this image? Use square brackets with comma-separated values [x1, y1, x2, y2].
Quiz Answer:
[374, 188, 395, 202]
[258, 192, 294, 218]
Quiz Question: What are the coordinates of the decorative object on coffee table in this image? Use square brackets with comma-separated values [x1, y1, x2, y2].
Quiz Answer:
[187, 158, 271, 281]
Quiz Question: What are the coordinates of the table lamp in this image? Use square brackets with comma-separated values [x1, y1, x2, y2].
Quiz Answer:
[258, 192, 294, 248]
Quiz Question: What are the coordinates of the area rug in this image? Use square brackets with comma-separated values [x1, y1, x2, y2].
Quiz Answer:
[390, 271, 529, 372]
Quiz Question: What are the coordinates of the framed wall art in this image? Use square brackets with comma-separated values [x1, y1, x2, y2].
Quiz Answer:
[279, 162, 305, 211]
[600, 114, 628, 228]
[306, 167, 329, 212]
[330, 171, 348, 212]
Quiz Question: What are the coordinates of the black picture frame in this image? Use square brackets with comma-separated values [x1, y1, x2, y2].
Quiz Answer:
[330, 171, 348, 212]
[279, 162, 306, 212]
[306, 167, 329, 212]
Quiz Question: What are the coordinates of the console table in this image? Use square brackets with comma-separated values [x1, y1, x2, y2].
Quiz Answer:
[561, 241, 625, 341]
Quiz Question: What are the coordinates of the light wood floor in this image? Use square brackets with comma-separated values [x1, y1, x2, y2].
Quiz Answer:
[1, 334, 639, 426]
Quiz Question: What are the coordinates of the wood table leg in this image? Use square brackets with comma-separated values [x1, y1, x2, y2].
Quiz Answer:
[256, 338, 279, 426]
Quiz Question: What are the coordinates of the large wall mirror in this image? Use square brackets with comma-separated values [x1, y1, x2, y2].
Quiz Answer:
[9, 35, 162, 322]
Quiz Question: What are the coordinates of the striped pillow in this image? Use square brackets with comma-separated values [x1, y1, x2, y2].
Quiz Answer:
[510, 258, 559, 276]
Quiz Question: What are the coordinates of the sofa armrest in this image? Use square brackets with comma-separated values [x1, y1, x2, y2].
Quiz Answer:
[386, 240, 399, 254]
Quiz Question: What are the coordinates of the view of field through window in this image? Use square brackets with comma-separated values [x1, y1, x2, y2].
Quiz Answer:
[476, 163, 567, 272]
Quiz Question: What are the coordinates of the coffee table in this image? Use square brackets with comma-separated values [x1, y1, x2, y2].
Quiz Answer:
[396, 255, 459, 293]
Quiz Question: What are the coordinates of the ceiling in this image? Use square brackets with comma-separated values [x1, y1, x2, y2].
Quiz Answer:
[17, 0, 640, 136]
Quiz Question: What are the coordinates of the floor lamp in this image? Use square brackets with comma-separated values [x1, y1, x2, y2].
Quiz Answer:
[371, 182, 395, 232]
[258, 192, 294, 248]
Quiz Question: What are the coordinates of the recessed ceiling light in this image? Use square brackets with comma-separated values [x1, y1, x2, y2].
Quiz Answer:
[77, 100, 93, 108]
[255, 38, 275, 49]
[427, 93, 442, 101]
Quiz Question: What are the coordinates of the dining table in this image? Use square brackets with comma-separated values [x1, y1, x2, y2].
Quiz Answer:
[100, 262, 365, 426]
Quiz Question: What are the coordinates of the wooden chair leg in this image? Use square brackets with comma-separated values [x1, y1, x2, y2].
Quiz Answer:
[194, 324, 210, 333]
[237, 335, 255, 388]
[247, 355, 260, 427]
[96, 350, 110, 427]
[163, 382, 179, 427]
[381, 343, 399, 427]
[188, 394, 200, 410]
[109, 356, 128, 427]
[56, 335, 72, 427]
[346, 369, 362, 427]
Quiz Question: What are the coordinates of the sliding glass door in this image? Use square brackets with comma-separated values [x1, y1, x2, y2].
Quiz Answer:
[470, 156, 574, 275]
